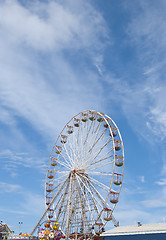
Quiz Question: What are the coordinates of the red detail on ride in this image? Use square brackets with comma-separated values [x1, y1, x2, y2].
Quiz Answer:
[73, 169, 76, 173]
[104, 208, 112, 211]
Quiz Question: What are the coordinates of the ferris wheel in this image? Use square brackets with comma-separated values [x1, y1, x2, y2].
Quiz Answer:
[31, 110, 124, 239]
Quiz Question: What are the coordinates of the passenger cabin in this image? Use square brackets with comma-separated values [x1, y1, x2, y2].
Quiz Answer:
[110, 191, 119, 204]
[115, 155, 123, 167]
[67, 125, 74, 134]
[104, 208, 112, 221]
[47, 170, 54, 179]
[46, 183, 53, 192]
[51, 157, 57, 166]
[114, 140, 121, 151]
[55, 146, 62, 154]
[74, 118, 80, 127]
[114, 173, 122, 185]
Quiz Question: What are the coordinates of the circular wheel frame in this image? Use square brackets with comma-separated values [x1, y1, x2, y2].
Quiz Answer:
[45, 110, 124, 238]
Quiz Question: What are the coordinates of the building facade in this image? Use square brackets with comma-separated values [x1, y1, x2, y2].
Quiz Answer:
[102, 222, 166, 240]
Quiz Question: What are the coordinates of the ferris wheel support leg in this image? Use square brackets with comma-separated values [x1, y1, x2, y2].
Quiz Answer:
[65, 173, 74, 238]
[111, 214, 119, 227]
[30, 176, 69, 236]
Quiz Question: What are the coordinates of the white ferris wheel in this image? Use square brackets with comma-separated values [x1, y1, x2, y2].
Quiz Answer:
[31, 110, 124, 239]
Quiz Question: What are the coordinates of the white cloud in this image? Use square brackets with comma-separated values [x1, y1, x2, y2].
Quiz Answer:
[143, 199, 166, 208]
[156, 179, 166, 186]
[104, 0, 166, 144]
[0, 182, 21, 193]
[0, 0, 109, 143]
[139, 176, 145, 183]
[0, 149, 47, 175]
[0, 0, 107, 52]
[0, 106, 16, 126]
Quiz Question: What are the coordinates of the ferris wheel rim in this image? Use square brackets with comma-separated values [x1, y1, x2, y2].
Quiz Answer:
[45, 110, 124, 237]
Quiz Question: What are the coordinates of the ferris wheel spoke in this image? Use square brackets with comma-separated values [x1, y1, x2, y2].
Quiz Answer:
[82, 174, 112, 224]
[87, 123, 105, 154]
[55, 179, 70, 222]
[88, 128, 108, 154]
[91, 117, 98, 135]
[86, 137, 113, 168]
[82, 146, 113, 170]
[88, 181, 112, 224]
[88, 154, 114, 167]
[66, 173, 74, 237]
[58, 151, 72, 169]
[60, 207, 68, 233]
[79, 120, 87, 167]
[88, 175, 110, 192]
[58, 155, 72, 170]
[87, 171, 112, 176]
[87, 117, 102, 146]
[73, 123, 83, 168]
[76, 175, 95, 222]
[52, 192, 64, 217]
[82, 120, 95, 166]
[62, 143, 75, 168]
[74, 176, 90, 229]
[76, 174, 100, 225]
[86, 138, 112, 168]
[88, 160, 114, 171]
[67, 136, 79, 164]
[52, 173, 70, 191]
[69, 131, 83, 168]
[88, 180, 110, 209]
[87, 118, 96, 141]
[82, 119, 94, 165]
[75, 118, 80, 146]
[76, 173, 102, 214]
[83, 121, 102, 165]
[83, 118, 93, 145]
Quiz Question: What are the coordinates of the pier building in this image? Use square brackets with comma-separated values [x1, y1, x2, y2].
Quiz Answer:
[101, 222, 166, 240]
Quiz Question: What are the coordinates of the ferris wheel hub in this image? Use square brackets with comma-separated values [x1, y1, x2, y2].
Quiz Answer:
[72, 169, 85, 174]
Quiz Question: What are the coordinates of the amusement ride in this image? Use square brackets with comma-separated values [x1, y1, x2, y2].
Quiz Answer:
[31, 110, 124, 240]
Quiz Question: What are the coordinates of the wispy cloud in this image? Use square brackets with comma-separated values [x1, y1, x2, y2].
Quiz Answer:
[0, 149, 47, 176]
[125, 0, 166, 140]
[0, 0, 109, 143]
[0, 0, 108, 52]
[0, 182, 21, 193]
[139, 176, 145, 183]
[156, 179, 166, 186]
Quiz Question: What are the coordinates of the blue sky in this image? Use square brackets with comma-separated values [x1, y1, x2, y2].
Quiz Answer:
[1, 0, 166, 235]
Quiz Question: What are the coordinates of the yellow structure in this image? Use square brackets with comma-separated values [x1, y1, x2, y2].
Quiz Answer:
[0, 223, 12, 239]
